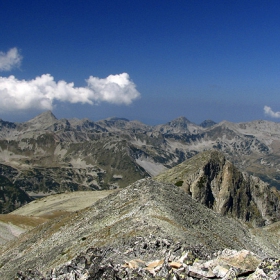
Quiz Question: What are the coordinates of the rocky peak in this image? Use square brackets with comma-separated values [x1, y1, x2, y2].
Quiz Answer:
[154, 116, 202, 134]
[95, 117, 130, 131]
[26, 110, 57, 130]
[155, 150, 280, 227]
[72, 118, 108, 133]
[169, 116, 191, 125]
[0, 119, 17, 132]
[28, 110, 57, 122]
[107, 117, 130, 122]
[163, 116, 192, 130]
[200, 119, 217, 128]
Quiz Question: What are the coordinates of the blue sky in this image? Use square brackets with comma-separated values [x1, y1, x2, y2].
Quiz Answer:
[1, 0, 280, 125]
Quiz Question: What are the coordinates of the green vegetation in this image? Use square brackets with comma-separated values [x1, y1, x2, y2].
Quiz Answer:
[175, 180, 183, 187]
[197, 176, 206, 189]
[0, 214, 47, 227]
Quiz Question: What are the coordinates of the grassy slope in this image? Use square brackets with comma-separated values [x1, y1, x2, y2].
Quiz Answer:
[0, 189, 116, 246]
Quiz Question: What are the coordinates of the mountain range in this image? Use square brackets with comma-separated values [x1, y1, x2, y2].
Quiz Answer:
[1, 111, 280, 201]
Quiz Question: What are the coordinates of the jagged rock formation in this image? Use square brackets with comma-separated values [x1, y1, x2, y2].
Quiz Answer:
[155, 150, 280, 227]
[1, 112, 280, 195]
[1, 178, 280, 279]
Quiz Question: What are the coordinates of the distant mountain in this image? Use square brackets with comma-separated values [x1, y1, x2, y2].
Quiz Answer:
[1, 112, 280, 195]
[154, 116, 202, 134]
[26, 110, 57, 130]
[1, 178, 280, 279]
[200, 119, 216, 128]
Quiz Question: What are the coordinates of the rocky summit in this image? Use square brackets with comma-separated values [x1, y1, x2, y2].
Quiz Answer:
[0, 178, 280, 279]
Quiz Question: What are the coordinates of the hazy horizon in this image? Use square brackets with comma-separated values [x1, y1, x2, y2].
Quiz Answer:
[1, 1, 280, 125]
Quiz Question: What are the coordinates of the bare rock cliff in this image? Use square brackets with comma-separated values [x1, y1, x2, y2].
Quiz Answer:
[155, 150, 280, 227]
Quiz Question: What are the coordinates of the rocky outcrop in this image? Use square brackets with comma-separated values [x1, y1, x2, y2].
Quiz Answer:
[1, 179, 280, 279]
[15, 240, 280, 279]
[155, 150, 280, 227]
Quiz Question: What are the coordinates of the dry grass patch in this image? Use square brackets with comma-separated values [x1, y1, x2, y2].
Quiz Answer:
[263, 221, 280, 236]
[39, 210, 71, 220]
[0, 214, 47, 228]
[12, 190, 117, 217]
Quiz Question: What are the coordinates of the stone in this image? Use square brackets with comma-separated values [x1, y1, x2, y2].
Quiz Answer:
[212, 264, 229, 278]
[169, 261, 182, 269]
[216, 249, 261, 276]
[146, 259, 164, 270]
[188, 261, 216, 278]
[247, 258, 280, 279]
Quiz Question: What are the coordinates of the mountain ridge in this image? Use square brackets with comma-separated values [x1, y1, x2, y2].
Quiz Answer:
[1, 178, 280, 279]
[1, 111, 280, 195]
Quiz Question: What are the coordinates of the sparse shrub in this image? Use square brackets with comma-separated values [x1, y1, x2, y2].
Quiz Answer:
[175, 180, 183, 187]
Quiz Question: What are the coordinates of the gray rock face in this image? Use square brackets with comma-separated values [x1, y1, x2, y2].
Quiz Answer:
[249, 258, 280, 279]
[156, 150, 280, 227]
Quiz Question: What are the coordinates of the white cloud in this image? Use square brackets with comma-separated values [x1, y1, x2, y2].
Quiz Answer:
[264, 106, 280, 118]
[0, 73, 140, 112]
[87, 73, 139, 104]
[0, 48, 22, 71]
